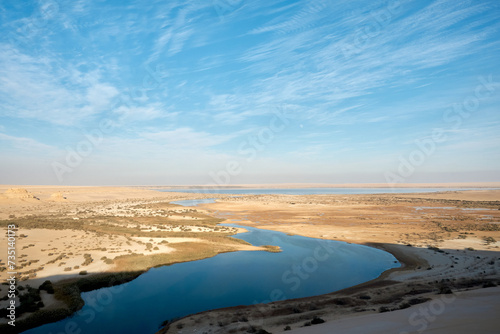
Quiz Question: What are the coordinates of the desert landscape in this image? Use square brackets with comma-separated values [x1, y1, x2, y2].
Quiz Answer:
[1, 185, 499, 333]
[2, 1, 500, 333]
[0, 186, 272, 333]
[156, 187, 500, 333]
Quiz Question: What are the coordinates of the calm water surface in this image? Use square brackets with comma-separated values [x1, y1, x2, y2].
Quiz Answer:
[170, 198, 216, 206]
[24, 226, 399, 334]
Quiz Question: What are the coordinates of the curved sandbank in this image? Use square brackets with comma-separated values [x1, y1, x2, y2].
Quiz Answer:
[155, 190, 500, 333]
[156, 233, 499, 334]
[0, 186, 498, 333]
[0, 186, 267, 333]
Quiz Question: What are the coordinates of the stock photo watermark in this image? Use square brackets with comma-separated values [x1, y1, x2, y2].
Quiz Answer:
[341, 0, 402, 59]
[281, 240, 337, 292]
[213, 0, 243, 20]
[7, 0, 60, 48]
[4, 225, 18, 327]
[385, 74, 499, 186]
[231, 239, 340, 331]
[51, 119, 116, 183]
[207, 107, 292, 187]
[400, 291, 458, 334]
[51, 61, 167, 183]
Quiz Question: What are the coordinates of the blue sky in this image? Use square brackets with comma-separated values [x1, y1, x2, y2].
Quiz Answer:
[0, 0, 499, 185]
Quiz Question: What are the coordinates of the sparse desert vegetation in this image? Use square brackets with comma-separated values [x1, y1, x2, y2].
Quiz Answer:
[0, 187, 268, 332]
[0, 186, 499, 334]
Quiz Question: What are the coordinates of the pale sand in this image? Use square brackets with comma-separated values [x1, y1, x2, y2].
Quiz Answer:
[287, 287, 500, 334]
[1, 185, 499, 333]
[157, 189, 500, 334]
[158, 242, 499, 334]
[0, 185, 223, 220]
[0, 228, 176, 286]
[0, 185, 265, 328]
[199, 189, 500, 250]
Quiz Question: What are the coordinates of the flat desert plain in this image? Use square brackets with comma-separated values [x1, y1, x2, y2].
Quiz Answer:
[0, 185, 499, 333]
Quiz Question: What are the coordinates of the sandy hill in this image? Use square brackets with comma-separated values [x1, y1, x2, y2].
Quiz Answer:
[3, 188, 39, 200]
[49, 192, 67, 202]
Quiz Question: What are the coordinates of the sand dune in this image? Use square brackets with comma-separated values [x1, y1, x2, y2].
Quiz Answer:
[1, 185, 499, 333]
[287, 287, 500, 334]
[156, 188, 500, 334]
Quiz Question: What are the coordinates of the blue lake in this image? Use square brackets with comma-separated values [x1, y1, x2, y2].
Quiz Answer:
[159, 187, 478, 195]
[23, 226, 399, 334]
[170, 198, 216, 206]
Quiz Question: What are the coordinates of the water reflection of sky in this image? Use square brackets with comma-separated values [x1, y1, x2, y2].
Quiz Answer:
[24, 226, 399, 334]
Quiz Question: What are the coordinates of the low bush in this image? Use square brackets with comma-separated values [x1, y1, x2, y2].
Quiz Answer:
[310, 316, 325, 325]
[39, 280, 54, 294]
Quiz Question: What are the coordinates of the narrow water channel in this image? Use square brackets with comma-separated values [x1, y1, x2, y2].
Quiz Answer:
[24, 224, 399, 334]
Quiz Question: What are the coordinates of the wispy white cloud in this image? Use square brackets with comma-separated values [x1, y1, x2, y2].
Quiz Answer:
[248, 0, 329, 35]
[0, 45, 119, 126]
[147, 1, 212, 62]
[113, 104, 177, 123]
[0, 132, 57, 153]
[0, 0, 499, 184]
[141, 127, 235, 148]
[225, 0, 500, 127]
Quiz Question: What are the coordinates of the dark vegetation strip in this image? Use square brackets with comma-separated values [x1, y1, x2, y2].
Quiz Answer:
[0, 271, 141, 334]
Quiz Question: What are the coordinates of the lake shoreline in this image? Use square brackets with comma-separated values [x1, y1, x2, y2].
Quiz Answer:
[156, 235, 498, 334]
[154, 238, 426, 334]
[155, 189, 500, 333]
[1, 186, 498, 333]
[0, 186, 268, 333]
[1, 243, 270, 334]
[7, 224, 400, 334]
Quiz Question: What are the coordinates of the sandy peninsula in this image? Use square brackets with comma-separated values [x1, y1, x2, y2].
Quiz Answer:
[155, 186, 500, 334]
[0, 184, 499, 333]
[0, 186, 268, 332]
